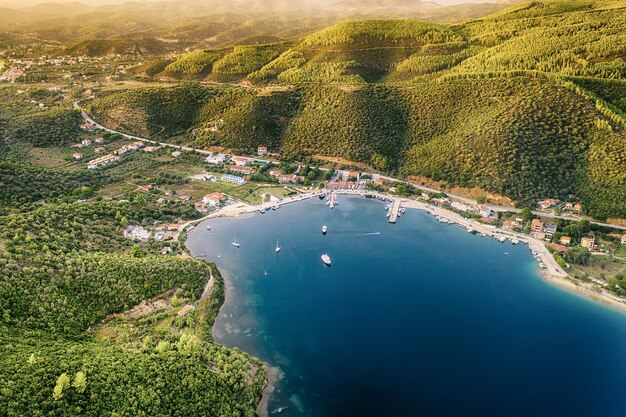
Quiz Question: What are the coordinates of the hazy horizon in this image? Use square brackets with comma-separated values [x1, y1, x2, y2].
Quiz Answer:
[0, 0, 505, 8]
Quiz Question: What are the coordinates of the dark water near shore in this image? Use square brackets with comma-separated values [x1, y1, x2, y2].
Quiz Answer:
[186, 196, 626, 417]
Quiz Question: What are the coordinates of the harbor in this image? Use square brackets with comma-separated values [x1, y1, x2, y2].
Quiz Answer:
[184, 195, 626, 417]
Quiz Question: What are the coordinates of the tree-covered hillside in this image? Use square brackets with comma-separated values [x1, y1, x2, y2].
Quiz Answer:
[0, 196, 266, 416]
[88, 0, 626, 220]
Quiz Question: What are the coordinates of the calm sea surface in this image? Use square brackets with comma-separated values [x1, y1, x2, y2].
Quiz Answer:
[186, 196, 626, 417]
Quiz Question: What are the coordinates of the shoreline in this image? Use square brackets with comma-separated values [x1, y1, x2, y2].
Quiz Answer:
[186, 188, 626, 412]
[191, 188, 626, 312]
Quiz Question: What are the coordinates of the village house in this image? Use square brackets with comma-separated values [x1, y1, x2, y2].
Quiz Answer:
[177, 305, 195, 316]
[221, 174, 246, 185]
[373, 177, 384, 185]
[580, 237, 595, 250]
[543, 223, 558, 236]
[325, 181, 360, 190]
[94, 137, 105, 143]
[502, 219, 522, 230]
[94, 147, 105, 153]
[161, 246, 172, 255]
[531, 218, 544, 233]
[621, 234, 626, 245]
[564, 202, 583, 213]
[71, 143, 84, 148]
[202, 192, 226, 206]
[72, 152, 83, 160]
[346, 171, 360, 181]
[87, 153, 118, 169]
[137, 185, 153, 192]
[477, 204, 492, 218]
[205, 153, 228, 164]
[231, 156, 252, 166]
[230, 165, 256, 175]
[166, 223, 184, 232]
[123, 225, 151, 240]
[547, 243, 568, 253]
[81, 139, 92, 146]
[178, 195, 191, 202]
[277, 174, 304, 184]
[80, 123, 96, 132]
[538, 199, 559, 210]
[171, 151, 182, 157]
[559, 236, 572, 245]
[257, 146, 268, 156]
[194, 201, 209, 214]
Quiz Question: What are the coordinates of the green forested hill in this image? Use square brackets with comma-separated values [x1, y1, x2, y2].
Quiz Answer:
[89, 0, 626, 219]
[0, 197, 265, 416]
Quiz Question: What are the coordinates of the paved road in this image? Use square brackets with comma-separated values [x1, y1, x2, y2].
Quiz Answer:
[75, 102, 626, 232]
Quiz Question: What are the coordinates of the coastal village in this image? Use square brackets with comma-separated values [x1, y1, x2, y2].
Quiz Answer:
[106, 138, 626, 303]
[21, 95, 626, 309]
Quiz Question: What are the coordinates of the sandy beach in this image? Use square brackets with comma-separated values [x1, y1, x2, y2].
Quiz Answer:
[334, 189, 626, 312]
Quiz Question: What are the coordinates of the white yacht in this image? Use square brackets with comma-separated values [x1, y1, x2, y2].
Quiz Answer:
[321, 253, 331, 266]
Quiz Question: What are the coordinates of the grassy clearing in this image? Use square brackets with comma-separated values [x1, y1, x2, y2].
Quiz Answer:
[567, 255, 626, 280]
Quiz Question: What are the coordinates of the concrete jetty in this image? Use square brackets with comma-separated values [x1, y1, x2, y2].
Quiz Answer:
[389, 199, 401, 223]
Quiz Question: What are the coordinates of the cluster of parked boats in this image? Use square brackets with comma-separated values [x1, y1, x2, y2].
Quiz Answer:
[430, 214, 523, 246]
[384, 204, 406, 218]
[259, 205, 280, 214]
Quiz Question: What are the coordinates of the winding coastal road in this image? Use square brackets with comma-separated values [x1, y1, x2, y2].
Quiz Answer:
[74, 101, 626, 232]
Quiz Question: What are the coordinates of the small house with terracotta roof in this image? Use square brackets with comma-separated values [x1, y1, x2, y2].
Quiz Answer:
[531, 218, 544, 232]
[580, 237, 595, 250]
[177, 305, 195, 316]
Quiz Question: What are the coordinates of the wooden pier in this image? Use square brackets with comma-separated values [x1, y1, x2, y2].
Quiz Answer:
[388, 199, 401, 223]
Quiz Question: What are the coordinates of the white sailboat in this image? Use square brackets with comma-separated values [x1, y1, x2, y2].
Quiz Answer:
[275, 239, 281, 253]
[232, 236, 240, 248]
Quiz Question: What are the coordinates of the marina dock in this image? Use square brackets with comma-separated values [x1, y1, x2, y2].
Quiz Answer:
[388, 199, 401, 223]
[328, 192, 338, 208]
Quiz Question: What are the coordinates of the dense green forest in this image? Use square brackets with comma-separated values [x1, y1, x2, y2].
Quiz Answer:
[0, 104, 266, 415]
[0, 195, 266, 415]
[90, 74, 626, 218]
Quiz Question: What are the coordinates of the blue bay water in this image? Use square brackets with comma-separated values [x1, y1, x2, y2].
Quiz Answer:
[186, 196, 626, 417]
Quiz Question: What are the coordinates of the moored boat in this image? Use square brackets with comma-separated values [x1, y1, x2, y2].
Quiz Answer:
[322, 225, 327, 235]
[321, 253, 331, 266]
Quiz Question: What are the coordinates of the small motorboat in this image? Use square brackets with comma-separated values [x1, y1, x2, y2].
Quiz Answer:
[321, 253, 331, 266]
[322, 225, 327, 235]
[206, 225, 211, 231]
[275, 239, 281, 253]
[232, 236, 240, 248]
